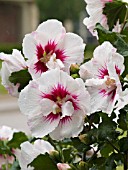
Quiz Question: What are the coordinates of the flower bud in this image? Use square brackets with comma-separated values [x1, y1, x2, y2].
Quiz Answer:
[57, 163, 71, 170]
[79, 161, 88, 170]
[49, 150, 60, 161]
[79, 134, 90, 144]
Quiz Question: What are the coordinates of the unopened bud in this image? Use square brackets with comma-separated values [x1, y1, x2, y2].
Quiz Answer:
[71, 73, 79, 79]
[57, 163, 71, 170]
[49, 150, 60, 161]
[70, 64, 79, 74]
[79, 134, 90, 144]
[79, 161, 88, 170]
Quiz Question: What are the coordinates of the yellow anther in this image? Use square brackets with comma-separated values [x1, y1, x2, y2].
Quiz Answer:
[105, 78, 115, 86]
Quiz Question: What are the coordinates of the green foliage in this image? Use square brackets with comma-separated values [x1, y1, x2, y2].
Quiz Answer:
[9, 69, 32, 92]
[103, 1, 127, 30]
[7, 132, 28, 149]
[29, 154, 58, 170]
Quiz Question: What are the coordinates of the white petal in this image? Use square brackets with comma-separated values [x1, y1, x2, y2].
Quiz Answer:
[22, 33, 37, 59]
[16, 141, 40, 170]
[28, 113, 60, 138]
[36, 19, 66, 43]
[115, 89, 128, 111]
[18, 81, 41, 117]
[34, 139, 54, 153]
[0, 126, 17, 140]
[1, 62, 19, 97]
[79, 60, 96, 80]
[0, 50, 26, 72]
[50, 112, 84, 140]
[57, 33, 85, 64]
[46, 55, 65, 70]
[61, 101, 74, 118]
[40, 98, 55, 116]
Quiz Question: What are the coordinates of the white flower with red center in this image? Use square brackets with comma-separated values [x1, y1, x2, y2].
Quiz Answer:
[0, 126, 18, 168]
[79, 41, 124, 114]
[18, 69, 90, 140]
[0, 49, 27, 97]
[83, 0, 121, 37]
[15, 139, 54, 170]
[23, 19, 85, 79]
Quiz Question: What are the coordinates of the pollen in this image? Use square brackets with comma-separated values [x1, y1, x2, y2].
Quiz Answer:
[40, 51, 53, 63]
[105, 78, 115, 87]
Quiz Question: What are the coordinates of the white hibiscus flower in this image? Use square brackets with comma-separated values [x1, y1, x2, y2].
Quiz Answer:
[18, 69, 90, 140]
[79, 41, 124, 114]
[23, 19, 85, 79]
[0, 49, 27, 97]
[15, 139, 54, 170]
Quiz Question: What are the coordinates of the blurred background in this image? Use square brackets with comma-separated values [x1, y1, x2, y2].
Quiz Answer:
[0, 0, 97, 133]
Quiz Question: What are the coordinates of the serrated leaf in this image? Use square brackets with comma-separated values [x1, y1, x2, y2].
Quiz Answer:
[9, 69, 32, 92]
[7, 132, 28, 149]
[103, 1, 127, 30]
[29, 154, 58, 170]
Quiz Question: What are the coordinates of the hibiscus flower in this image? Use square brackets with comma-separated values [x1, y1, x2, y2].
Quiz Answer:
[18, 69, 90, 140]
[0, 49, 27, 97]
[79, 41, 124, 114]
[23, 19, 85, 79]
[15, 139, 54, 170]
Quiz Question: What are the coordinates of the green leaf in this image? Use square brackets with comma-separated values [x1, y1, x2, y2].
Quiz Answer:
[97, 113, 117, 141]
[7, 132, 28, 149]
[62, 148, 72, 162]
[96, 23, 128, 57]
[103, 1, 127, 30]
[29, 154, 58, 170]
[71, 138, 87, 152]
[100, 143, 114, 158]
[88, 113, 100, 124]
[119, 137, 128, 152]
[117, 109, 128, 130]
[9, 69, 32, 92]
[95, 23, 118, 44]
